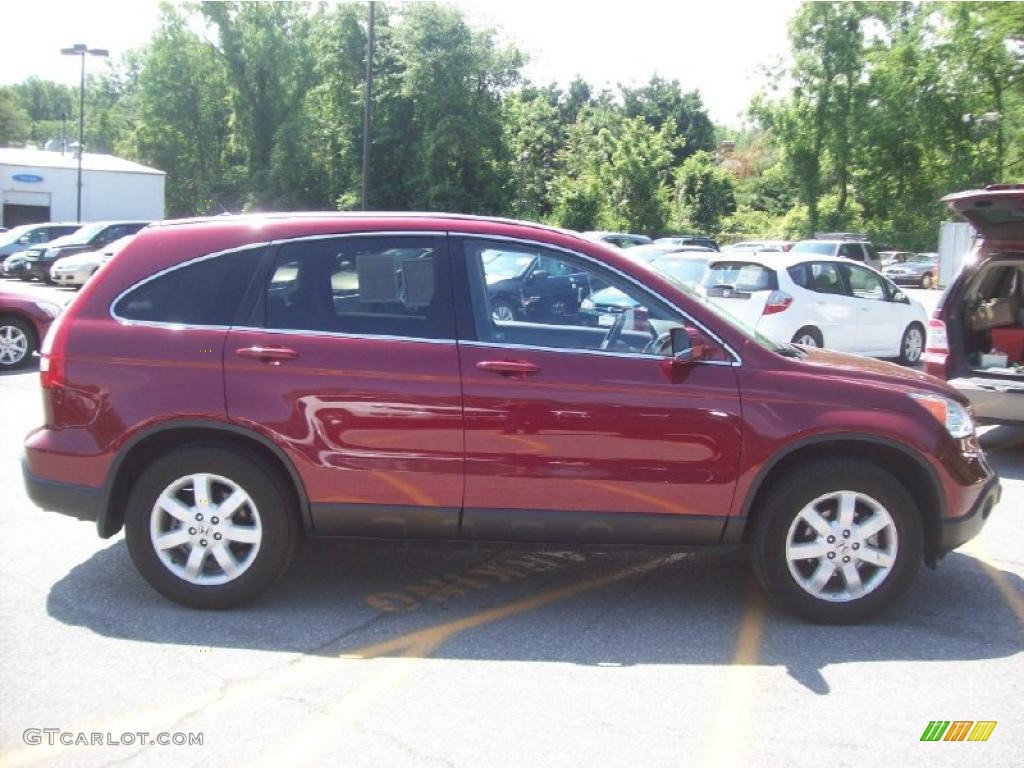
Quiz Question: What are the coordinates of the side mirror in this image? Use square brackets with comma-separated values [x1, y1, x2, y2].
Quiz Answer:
[893, 290, 909, 304]
[528, 269, 549, 282]
[670, 326, 706, 363]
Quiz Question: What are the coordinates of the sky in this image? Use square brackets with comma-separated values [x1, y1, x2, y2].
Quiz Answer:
[0, 0, 801, 126]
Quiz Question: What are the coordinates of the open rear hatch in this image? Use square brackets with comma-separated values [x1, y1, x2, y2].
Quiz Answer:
[943, 184, 1024, 240]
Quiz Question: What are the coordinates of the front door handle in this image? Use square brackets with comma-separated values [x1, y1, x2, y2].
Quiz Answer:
[475, 360, 540, 377]
[235, 346, 299, 363]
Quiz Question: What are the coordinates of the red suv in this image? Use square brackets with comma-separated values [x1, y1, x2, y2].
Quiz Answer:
[22, 214, 1000, 622]
[925, 185, 1024, 425]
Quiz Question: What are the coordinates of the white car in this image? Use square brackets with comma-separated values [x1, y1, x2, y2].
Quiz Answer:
[50, 234, 136, 287]
[700, 252, 928, 365]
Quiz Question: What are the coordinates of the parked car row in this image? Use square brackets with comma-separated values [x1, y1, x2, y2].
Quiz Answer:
[2, 220, 147, 286]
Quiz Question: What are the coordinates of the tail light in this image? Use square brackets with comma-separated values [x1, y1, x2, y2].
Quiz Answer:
[926, 316, 948, 353]
[762, 291, 793, 315]
[39, 274, 98, 390]
[923, 311, 950, 378]
[39, 309, 70, 389]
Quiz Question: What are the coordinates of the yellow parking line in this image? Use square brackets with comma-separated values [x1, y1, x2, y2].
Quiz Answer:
[1, 555, 683, 768]
[701, 584, 766, 768]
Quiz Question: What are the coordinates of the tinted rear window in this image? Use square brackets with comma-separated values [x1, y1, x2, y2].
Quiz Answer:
[114, 248, 264, 326]
[702, 262, 778, 292]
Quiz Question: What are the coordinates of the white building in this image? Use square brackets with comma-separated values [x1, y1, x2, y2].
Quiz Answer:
[0, 147, 165, 228]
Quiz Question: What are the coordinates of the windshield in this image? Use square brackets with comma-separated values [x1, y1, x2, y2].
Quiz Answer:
[0, 225, 35, 247]
[792, 241, 835, 255]
[60, 222, 106, 245]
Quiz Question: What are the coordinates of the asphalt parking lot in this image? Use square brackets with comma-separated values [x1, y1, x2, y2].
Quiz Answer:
[0, 278, 1020, 767]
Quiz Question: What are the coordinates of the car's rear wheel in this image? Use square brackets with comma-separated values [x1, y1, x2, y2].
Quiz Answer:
[0, 316, 35, 369]
[751, 458, 922, 623]
[921, 272, 934, 289]
[791, 326, 823, 348]
[898, 323, 925, 366]
[125, 445, 298, 608]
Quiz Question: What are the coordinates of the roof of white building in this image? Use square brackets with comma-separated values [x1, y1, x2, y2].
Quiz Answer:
[0, 147, 164, 176]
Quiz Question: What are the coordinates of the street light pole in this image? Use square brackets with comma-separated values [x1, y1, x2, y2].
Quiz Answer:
[61, 44, 108, 223]
[361, 2, 376, 210]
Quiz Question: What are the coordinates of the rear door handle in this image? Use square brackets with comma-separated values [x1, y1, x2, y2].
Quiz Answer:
[235, 346, 299, 363]
[475, 360, 540, 376]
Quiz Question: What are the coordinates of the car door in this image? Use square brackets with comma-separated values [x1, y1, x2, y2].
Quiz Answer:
[224, 234, 465, 539]
[799, 261, 860, 351]
[839, 263, 901, 354]
[455, 236, 743, 545]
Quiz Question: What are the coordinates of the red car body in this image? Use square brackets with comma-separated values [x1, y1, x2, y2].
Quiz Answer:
[21, 214, 999, 617]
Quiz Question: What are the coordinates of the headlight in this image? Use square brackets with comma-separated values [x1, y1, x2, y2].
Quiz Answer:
[580, 298, 595, 311]
[33, 301, 62, 319]
[909, 393, 974, 438]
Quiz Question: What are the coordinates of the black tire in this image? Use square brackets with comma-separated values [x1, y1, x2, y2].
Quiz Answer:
[125, 445, 298, 609]
[791, 326, 823, 348]
[751, 458, 922, 624]
[0, 315, 36, 369]
[898, 322, 925, 366]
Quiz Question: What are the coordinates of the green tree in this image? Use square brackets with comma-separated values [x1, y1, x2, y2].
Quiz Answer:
[129, 2, 233, 216]
[622, 76, 715, 164]
[676, 150, 736, 234]
[0, 88, 30, 146]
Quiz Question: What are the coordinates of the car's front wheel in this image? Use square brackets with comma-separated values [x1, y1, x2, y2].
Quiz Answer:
[125, 445, 298, 608]
[751, 458, 922, 623]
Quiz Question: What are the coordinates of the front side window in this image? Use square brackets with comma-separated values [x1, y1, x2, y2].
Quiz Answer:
[264, 236, 452, 339]
[114, 247, 264, 326]
[464, 238, 727, 359]
[842, 264, 886, 301]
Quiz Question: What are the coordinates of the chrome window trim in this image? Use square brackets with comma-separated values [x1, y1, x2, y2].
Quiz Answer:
[458, 339, 736, 365]
[108, 231, 449, 335]
[229, 325, 456, 346]
[109, 229, 742, 365]
[453, 232, 742, 366]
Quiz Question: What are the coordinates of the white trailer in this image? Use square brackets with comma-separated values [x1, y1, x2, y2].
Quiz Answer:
[0, 147, 165, 228]
[937, 220, 976, 288]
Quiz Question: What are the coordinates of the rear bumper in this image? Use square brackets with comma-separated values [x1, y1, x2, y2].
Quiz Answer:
[938, 476, 1001, 555]
[21, 456, 100, 523]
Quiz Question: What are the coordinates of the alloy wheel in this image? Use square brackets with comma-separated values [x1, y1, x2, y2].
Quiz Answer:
[785, 490, 898, 603]
[903, 327, 923, 363]
[0, 324, 29, 366]
[149, 473, 262, 586]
